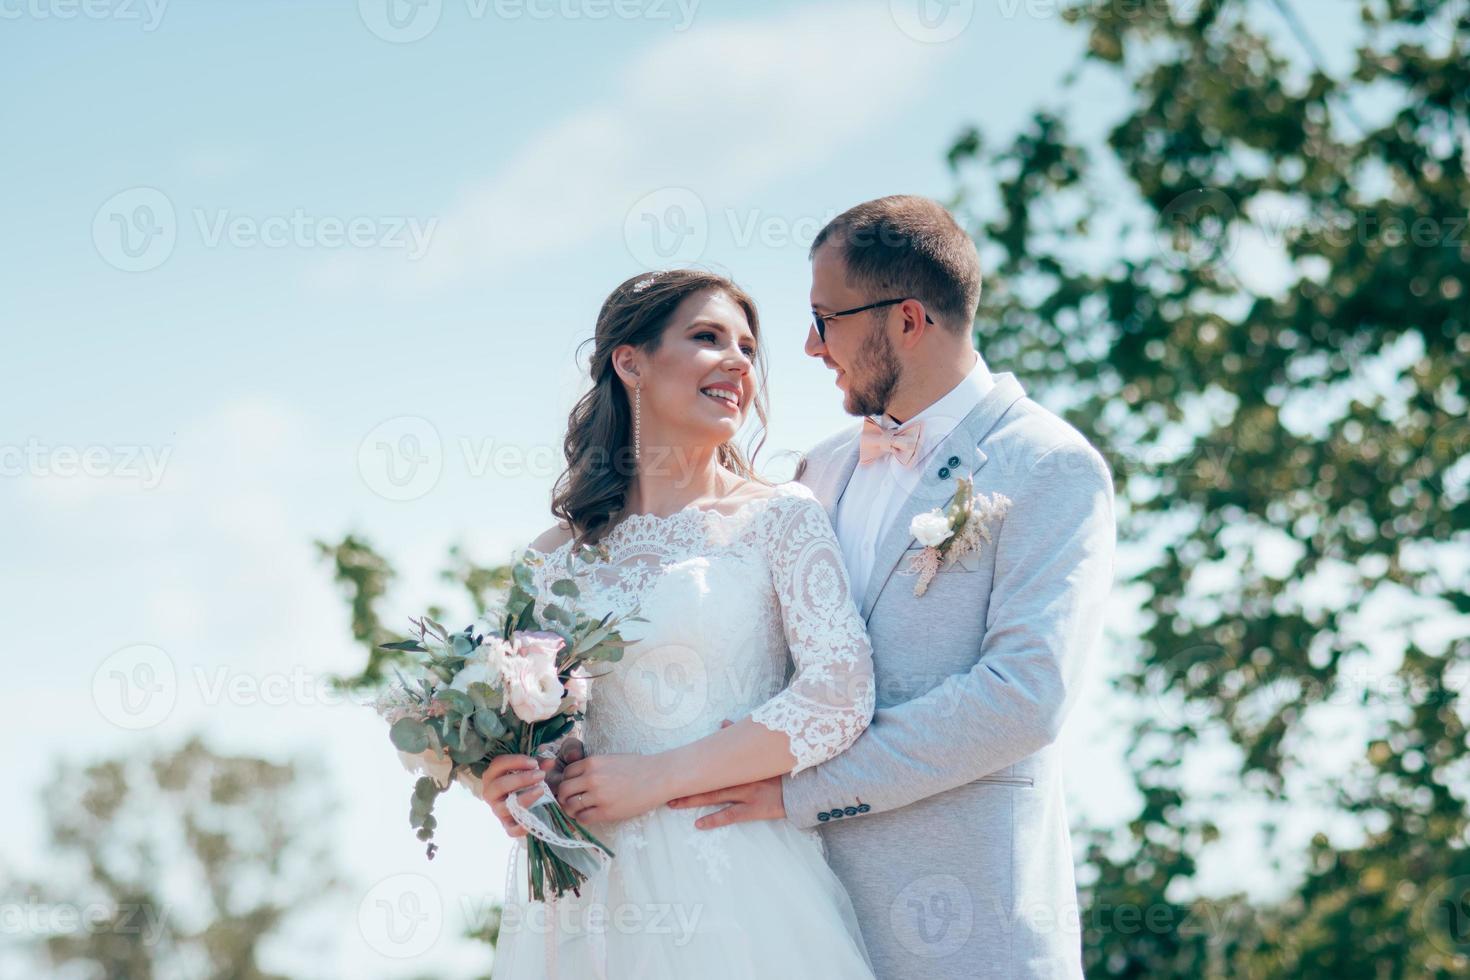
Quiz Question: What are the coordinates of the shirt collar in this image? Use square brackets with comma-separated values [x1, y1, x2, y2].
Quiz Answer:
[873, 352, 994, 464]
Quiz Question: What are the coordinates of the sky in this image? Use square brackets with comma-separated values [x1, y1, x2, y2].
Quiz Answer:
[0, 0, 1384, 976]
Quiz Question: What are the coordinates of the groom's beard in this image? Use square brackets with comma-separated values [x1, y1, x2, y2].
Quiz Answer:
[844, 325, 902, 419]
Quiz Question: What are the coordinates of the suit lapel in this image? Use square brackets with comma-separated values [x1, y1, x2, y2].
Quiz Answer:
[804, 428, 861, 527]
[858, 373, 1028, 621]
[825, 434, 861, 527]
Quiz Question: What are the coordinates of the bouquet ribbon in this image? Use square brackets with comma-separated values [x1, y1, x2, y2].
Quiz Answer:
[503, 769, 612, 979]
[505, 783, 612, 878]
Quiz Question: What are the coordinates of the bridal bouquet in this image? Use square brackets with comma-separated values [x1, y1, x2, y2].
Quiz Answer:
[374, 544, 639, 900]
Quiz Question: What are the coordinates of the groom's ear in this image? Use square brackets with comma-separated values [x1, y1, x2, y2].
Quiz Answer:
[897, 299, 934, 347]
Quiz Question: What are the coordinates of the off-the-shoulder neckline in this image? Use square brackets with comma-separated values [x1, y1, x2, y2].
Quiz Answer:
[524, 482, 813, 557]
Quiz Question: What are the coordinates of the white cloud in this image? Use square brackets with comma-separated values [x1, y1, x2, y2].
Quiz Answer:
[313, 3, 952, 292]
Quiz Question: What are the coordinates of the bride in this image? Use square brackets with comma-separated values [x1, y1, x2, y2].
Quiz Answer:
[483, 269, 878, 978]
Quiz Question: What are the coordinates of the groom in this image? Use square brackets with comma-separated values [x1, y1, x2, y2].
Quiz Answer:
[671, 195, 1115, 978]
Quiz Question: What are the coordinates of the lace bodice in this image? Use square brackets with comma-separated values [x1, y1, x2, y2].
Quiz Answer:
[526, 482, 875, 775]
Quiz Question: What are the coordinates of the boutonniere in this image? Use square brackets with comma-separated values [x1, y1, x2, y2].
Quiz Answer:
[902, 476, 1011, 596]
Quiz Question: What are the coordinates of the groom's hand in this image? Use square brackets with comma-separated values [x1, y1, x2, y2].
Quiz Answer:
[669, 775, 785, 828]
[667, 719, 785, 828]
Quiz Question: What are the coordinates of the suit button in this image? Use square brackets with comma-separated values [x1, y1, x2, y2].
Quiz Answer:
[947, 455, 960, 467]
[830, 809, 844, 819]
[817, 811, 830, 822]
[857, 804, 871, 813]
[937, 467, 950, 479]
[844, 806, 858, 816]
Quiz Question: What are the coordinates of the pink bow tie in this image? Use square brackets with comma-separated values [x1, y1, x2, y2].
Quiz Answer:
[859, 418, 924, 466]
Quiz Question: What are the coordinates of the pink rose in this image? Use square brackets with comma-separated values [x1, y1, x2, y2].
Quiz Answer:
[514, 630, 566, 665]
[503, 649, 565, 723]
[564, 667, 591, 714]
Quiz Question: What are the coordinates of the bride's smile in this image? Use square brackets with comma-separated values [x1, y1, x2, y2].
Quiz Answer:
[633, 287, 759, 447]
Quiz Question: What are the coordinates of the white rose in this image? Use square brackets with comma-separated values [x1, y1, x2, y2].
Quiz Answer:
[504, 653, 566, 723]
[397, 748, 454, 788]
[449, 661, 496, 694]
[910, 510, 955, 548]
[564, 668, 591, 714]
[481, 636, 513, 682]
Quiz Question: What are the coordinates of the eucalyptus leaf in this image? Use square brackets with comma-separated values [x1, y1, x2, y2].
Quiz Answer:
[437, 688, 474, 716]
[453, 726, 486, 762]
[574, 627, 611, 654]
[389, 718, 431, 753]
[473, 708, 506, 740]
[467, 682, 502, 712]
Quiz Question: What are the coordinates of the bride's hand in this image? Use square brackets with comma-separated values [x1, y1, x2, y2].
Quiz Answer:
[482, 754, 551, 838]
[555, 753, 668, 824]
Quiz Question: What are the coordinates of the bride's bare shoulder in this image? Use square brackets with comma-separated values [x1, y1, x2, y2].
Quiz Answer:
[528, 522, 574, 553]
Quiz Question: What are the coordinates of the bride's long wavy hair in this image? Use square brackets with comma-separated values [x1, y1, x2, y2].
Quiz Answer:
[551, 270, 770, 548]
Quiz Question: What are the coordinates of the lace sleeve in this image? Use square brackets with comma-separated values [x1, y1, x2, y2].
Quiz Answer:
[749, 490, 876, 775]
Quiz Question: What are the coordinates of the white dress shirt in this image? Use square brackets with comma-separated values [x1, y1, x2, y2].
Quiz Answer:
[834, 351, 995, 601]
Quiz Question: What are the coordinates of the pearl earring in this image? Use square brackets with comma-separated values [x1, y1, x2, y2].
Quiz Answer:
[633, 382, 642, 465]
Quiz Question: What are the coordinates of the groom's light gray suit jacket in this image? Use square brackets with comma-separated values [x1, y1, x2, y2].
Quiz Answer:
[787, 371, 1115, 979]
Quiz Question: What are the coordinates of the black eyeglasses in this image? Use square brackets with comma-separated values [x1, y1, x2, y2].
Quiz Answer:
[811, 298, 934, 341]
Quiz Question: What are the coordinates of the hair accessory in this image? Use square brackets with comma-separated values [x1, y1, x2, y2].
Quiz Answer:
[631, 272, 662, 293]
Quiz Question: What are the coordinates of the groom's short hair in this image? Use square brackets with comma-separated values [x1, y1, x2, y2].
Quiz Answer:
[810, 195, 981, 334]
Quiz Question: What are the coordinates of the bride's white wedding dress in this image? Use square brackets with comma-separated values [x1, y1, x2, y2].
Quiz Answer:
[492, 481, 877, 979]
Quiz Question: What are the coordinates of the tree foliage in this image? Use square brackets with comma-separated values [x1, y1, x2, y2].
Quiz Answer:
[19, 737, 337, 980]
[947, 0, 1468, 974]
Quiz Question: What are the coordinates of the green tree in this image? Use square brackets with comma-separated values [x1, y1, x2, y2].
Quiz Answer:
[316, 533, 509, 966]
[17, 737, 339, 980]
[317, 536, 513, 691]
[946, 0, 1467, 975]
